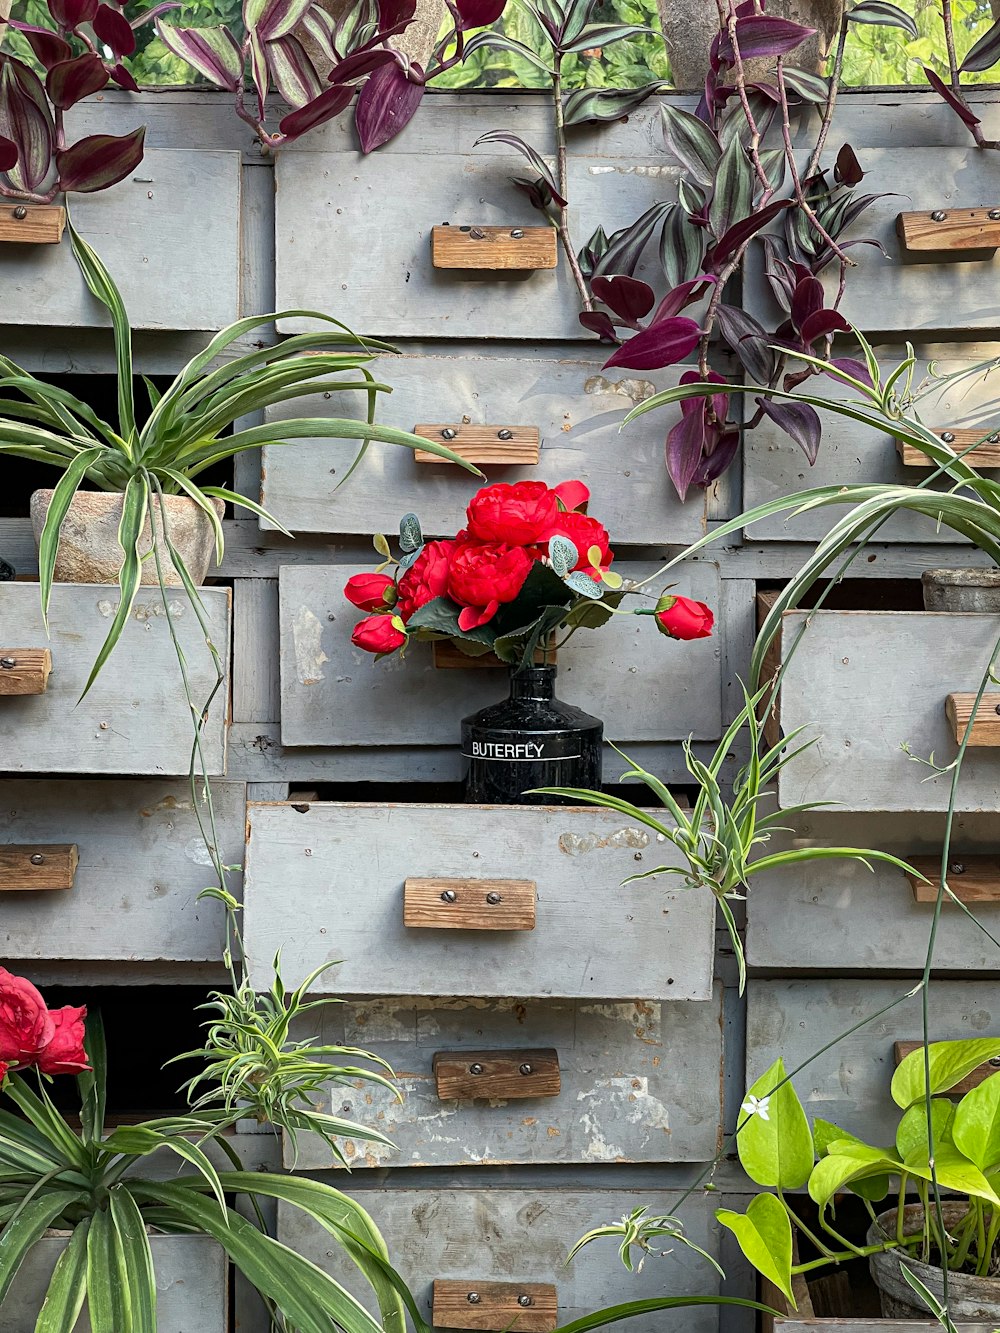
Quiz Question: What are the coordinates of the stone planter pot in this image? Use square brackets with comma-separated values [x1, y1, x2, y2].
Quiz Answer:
[30, 490, 225, 586]
[868, 1204, 1000, 1321]
[922, 567, 1000, 613]
[660, 0, 844, 90]
[5, 1231, 228, 1331]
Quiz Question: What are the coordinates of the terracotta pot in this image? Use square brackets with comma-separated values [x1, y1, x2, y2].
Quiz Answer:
[869, 1204, 1000, 1321]
[30, 490, 225, 586]
[922, 567, 1000, 613]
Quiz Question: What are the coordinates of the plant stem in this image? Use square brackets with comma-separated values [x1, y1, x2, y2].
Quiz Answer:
[552, 55, 592, 314]
[792, 1236, 921, 1275]
[803, 15, 849, 183]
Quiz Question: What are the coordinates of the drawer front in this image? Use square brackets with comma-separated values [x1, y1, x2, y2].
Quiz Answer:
[747, 810, 1000, 972]
[743, 347, 1000, 543]
[282, 988, 723, 1169]
[260, 352, 708, 544]
[0, 151, 241, 331]
[278, 561, 722, 748]
[747, 979, 1000, 1149]
[243, 802, 716, 1000]
[0, 779, 244, 963]
[775, 609, 1000, 812]
[0, 583, 230, 776]
[745, 148, 1000, 335]
[275, 150, 679, 341]
[278, 1188, 722, 1333]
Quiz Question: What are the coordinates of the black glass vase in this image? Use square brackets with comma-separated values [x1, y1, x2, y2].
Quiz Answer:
[462, 664, 603, 805]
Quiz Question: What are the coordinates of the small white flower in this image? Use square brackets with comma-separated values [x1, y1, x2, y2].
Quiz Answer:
[741, 1094, 771, 1122]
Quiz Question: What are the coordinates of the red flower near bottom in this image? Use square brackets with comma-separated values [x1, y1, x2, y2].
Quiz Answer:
[447, 541, 533, 631]
[352, 614, 407, 654]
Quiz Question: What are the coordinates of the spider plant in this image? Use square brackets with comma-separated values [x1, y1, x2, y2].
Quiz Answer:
[3, 220, 476, 694]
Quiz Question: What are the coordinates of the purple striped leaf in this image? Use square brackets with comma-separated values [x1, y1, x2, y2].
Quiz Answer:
[666, 407, 708, 502]
[327, 48, 396, 85]
[660, 103, 720, 189]
[279, 82, 353, 138]
[108, 62, 140, 92]
[705, 197, 792, 270]
[562, 81, 670, 127]
[0, 135, 17, 173]
[511, 174, 554, 211]
[715, 304, 775, 384]
[456, 0, 506, 29]
[0, 58, 54, 193]
[799, 308, 850, 346]
[652, 274, 714, 321]
[93, 5, 136, 56]
[603, 315, 701, 371]
[250, 29, 269, 104]
[129, 3, 182, 25]
[591, 274, 654, 324]
[266, 33, 322, 107]
[47, 0, 99, 29]
[962, 17, 1000, 73]
[257, 0, 314, 42]
[848, 0, 917, 38]
[473, 130, 565, 205]
[756, 396, 822, 464]
[827, 356, 873, 388]
[716, 15, 814, 63]
[155, 22, 243, 92]
[8, 24, 73, 69]
[46, 53, 109, 110]
[356, 59, 424, 153]
[790, 274, 824, 332]
[923, 66, 981, 129]
[593, 200, 672, 280]
[56, 125, 145, 192]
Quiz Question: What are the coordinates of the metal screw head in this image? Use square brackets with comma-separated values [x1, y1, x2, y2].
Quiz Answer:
[12, 207, 26, 221]
[995, 705, 1000, 716]
[990, 434, 1000, 444]
[519, 1063, 533, 1076]
[470, 227, 486, 239]
[950, 861, 967, 875]
[486, 891, 502, 905]
[991, 1057, 1000, 1068]
[0, 657, 15, 669]
[940, 431, 956, 444]
[29, 854, 44, 866]
[510, 229, 525, 238]
[497, 429, 514, 441]
[441, 427, 457, 440]
[440, 889, 457, 904]
[467, 1293, 481, 1305]
[518, 1296, 533, 1308]
[989, 210, 1000, 221]
[931, 210, 948, 222]
[469, 1062, 484, 1076]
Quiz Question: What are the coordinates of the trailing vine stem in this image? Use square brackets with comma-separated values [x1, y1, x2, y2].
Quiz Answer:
[552, 55, 593, 314]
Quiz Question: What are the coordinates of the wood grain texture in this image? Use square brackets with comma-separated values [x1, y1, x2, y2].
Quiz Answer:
[0, 583, 230, 776]
[0, 649, 51, 695]
[260, 351, 710, 544]
[278, 1187, 722, 1333]
[897, 429, 1000, 468]
[0, 205, 65, 245]
[413, 425, 540, 465]
[0, 844, 77, 891]
[897, 208, 1000, 254]
[906, 854, 1000, 902]
[946, 692, 1000, 745]
[432, 1048, 560, 1100]
[404, 877, 536, 930]
[432, 1280, 557, 1332]
[244, 802, 716, 1000]
[431, 225, 557, 271]
[755, 591, 782, 750]
[894, 1040, 1000, 1093]
[278, 561, 723, 748]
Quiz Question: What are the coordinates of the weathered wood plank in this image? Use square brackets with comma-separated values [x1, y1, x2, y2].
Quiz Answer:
[0, 583, 230, 776]
[0, 204, 65, 245]
[906, 854, 1000, 902]
[403, 877, 536, 930]
[0, 844, 77, 892]
[432, 1048, 561, 1101]
[897, 207, 1000, 254]
[244, 802, 716, 1000]
[897, 429, 1000, 468]
[946, 691, 1000, 745]
[0, 150, 241, 330]
[431, 225, 557, 270]
[0, 779, 244, 962]
[277, 561, 723, 748]
[0, 648, 51, 695]
[259, 351, 710, 544]
[279, 1188, 722, 1333]
[413, 424, 540, 465]
[433, 1280, 558, 1332]
[232, 577, 280, 725]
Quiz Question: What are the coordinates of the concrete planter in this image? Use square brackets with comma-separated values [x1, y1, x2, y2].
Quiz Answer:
[922, 566, 1000, 613]
[30, 490, 225, 586]
[869, 1204, 1000, 1320]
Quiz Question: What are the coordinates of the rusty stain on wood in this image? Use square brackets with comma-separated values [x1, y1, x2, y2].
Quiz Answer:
[403, 877, 536, 930]
[433, 1048, 560, 1100]
[896, 208, 1000, 255]
[432, 1280, 558, 1333]
[414, 425, 540, 465]
[945, 692, 1000, 746]
[895, 1040, 1000, 1094]
[0, 204, 66, 245]
[431, 225, 557, 271]
[0, 649, 51, 696]
[0, 844, 78, 891]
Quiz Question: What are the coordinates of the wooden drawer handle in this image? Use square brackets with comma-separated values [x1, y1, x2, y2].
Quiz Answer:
[895, 1040, 1000, 1093]
[433, 637, 556, 670]
[945, 692, 1000, 746]
[0, 844, 78, 891]
[897, 430, 1000, 468]
[403, 878, 535, 930]
[414, 425, 540, 466]
[905, 855, 1000, 903]
[0, 204, 65, 245]
[0, 650, 52, 696]
[431, 224, 557, 271]
[432, 1280, 557, 1332]
[896, 208, 1000, 256]
[433, 1048, 560, 1100]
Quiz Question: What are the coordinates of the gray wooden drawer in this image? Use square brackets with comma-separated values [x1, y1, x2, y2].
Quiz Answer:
[279, 1187, 722, 1333]
[771, 608, 1000, 812]
[1, 151, 241, 331]
[282, 987, 723, 1169]
[0, 779, 244, 963]
[278, 561, 722, 748]
[747, 979, 1000, 1150]
[6, 1234, 227, 1332]
[260, 351, 708, 544]
[243, 802, 716, 1000]
[747, 810, 1000, 972]
[744, 346, 1000, 543]
[745, 148, 1000, 335]
[0, 583, 230, 776]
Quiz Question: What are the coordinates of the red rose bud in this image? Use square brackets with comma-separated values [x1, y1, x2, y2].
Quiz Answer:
[352, 613, 407, 654]
[544, 511, 613, 580]
[448, 540, 533, 631]
[35, 1005, 90, 1076]
[396, 539, 452, 622]
[655, 594, 714, 640]
[344, 572, 397, 612]
[466, 480, 559, 545]
[553, 479, 590, 512]
[0, 968, 55, 1065]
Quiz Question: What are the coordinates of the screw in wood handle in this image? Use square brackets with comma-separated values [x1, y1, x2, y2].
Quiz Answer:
[896, 429, 1000, 469]
[403, 878, 536, 930]
[945, 692, 1000, 746]
[0, 844, 78, 891]
[431, 225, 558, 271]
[896, 207, 1000, 256]
[904, 855, 1000, 904]
[0, 649, 52, 696]
[433, 1048, 560, 1100]
[432, 1280, 557, 1332]
[413, 425, 540, 466]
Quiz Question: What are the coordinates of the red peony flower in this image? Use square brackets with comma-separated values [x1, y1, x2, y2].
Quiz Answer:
[0, 968, 54, 1066]
[655, 594, 714, 640]
[35, 1006, 90, 1076]
[396, 539, 453, 622]
[352, 614, 407, 654]
[553, 479, 590, 512]
[466, 481, 559, 546]
[447, 540, 533, 631]
[544, 511, 613, 581]
[344, 572, 396, 613]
